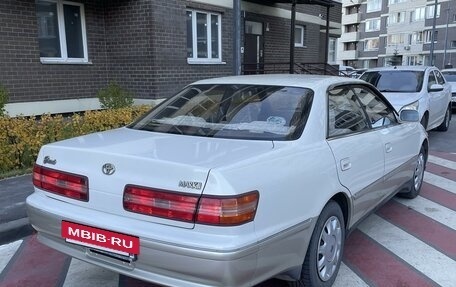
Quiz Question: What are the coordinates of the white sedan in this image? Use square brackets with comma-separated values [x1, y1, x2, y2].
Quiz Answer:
[27, 75, 428, 287]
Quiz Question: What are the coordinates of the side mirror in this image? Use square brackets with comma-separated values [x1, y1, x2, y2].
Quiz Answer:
[428, 84, 444, 92]
[400, 110, 420, 122]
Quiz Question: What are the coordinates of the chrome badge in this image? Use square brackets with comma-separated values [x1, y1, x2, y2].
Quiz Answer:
[102, 163, 116, 175]
[178, 180, 202, 190]
[43, 156, 57, 165]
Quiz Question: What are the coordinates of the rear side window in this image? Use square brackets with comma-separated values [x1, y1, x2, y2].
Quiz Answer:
[360, 71, 424, 92]
[327, 87, 370, 137]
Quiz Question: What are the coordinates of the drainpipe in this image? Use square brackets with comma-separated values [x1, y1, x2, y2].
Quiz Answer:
[428, 0, 438, 66]
[324, 5, 330, 74]
[289, 0, 296, 74]
[233, 0, 241, 75]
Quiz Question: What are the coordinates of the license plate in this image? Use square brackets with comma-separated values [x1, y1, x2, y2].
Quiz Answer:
[62, 221, 140, 255]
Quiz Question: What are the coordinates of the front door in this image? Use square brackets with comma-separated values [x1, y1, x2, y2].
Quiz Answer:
[244, 21, 264, 74]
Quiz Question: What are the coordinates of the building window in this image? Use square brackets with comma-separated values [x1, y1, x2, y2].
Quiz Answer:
[426, 4, 440, 19]
[294, 25, 306, 47]
[364, 38, 379, 51]
[36, 0, 88, 63]
[388, 0, 407, 4]
[328, 37, 336, 63]
[406, 55, 423, 66]
[365, 19, 381, 32]
[366, 0, 382, 13]
[410, 31, 424, 44]
[387, 34, 406, 45]
[186, 10, 222, 63]
[424, 30, 438, 43]
[388, 12, 406, 25]
[410, 7, 425, 22]
[450, 41, 456, 48]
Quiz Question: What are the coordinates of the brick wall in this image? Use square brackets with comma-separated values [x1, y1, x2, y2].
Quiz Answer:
[0, 0, 108, 104]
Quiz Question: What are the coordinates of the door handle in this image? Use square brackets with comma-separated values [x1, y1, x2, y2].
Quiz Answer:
[340, 158, 351, 171]
[385, 143, 392, 153]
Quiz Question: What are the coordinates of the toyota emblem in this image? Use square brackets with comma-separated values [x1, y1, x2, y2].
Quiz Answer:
[102, 163, 116, 175]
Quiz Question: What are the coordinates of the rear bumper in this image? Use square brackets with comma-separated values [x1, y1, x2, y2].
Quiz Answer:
[26, 192, 314, 287]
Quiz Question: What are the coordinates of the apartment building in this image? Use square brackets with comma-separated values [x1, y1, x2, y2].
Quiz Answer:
[338, 0, 456, 69]
[0, 0, 341, 116]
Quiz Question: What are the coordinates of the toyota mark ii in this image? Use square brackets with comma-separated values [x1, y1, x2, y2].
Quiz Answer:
[26, 75, 428, 287]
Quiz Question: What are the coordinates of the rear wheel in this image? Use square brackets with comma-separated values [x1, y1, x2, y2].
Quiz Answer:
[289, 201, 345, 287]
[436, 106, 451, 131]
[399, 145, 426, 199]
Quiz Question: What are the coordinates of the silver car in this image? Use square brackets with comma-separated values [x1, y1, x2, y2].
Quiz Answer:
[360, 66, 452, 131]
[27, 75, 427, 287]
[441, 68, 456, 110]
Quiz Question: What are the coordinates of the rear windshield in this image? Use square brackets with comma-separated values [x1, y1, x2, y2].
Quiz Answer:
[442, 71, 456, 82]
[129, 84, 313, 140]
[360, 70, 424, 93]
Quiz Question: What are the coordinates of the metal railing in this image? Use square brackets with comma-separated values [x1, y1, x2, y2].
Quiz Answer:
[241, 62, 347, 76]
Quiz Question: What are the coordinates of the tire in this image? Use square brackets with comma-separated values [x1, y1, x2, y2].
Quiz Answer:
[436, 106, 451, 132]
[399, 145, 427, 199]
[289, 201, 345, 287]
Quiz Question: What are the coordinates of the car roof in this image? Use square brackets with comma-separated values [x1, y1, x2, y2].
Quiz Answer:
[363, 65, 434, 72]
[191, 74, 366, 90]
[441, 68, 456, 73]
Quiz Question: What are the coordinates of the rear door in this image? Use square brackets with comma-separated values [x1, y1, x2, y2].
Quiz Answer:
[326, 85, 385, 226]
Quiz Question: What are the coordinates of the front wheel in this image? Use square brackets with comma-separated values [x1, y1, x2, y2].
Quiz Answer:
[289, 201, 345, 287]
[399, 145, 427, 199]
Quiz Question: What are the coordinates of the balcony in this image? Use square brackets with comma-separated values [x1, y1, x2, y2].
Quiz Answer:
[339, 50, 358, 60]
[342, 13, 361, 25]
[340, 32, 359, 43]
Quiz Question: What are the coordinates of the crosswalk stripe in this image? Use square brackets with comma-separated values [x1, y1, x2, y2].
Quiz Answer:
[0, 240, 22, 275]
[63, 258, 119, 287]
[394, 196, 456, 230]
[424, 171, 456, 194]
[358, 214, 456, 287]
[343, 229, 436, 287]
[333, 263, 369, 287]
[428, 155, 456, 171]
[420, 182, 456, 211]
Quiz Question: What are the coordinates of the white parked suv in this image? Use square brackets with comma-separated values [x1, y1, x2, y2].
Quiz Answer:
[441, 68, 456, 110]
[360, 66, 452, 131]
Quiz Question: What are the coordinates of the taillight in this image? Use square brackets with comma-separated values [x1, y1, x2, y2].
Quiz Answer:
[123, 185, 199, 222]
[33, 164, 89, 201]
[123, 185, 259, 226]
[196, 192, 259, 226]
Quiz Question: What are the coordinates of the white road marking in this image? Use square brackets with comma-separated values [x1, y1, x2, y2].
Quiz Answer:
[0, 240, 22, 273]
[428, 155, 456, 171]
[333, 262, 369, 287]
[62, 258, 118, 287]
[359, 214, 456, 287]
[424, 172, 456, 194]
[394, 196, 456, 230]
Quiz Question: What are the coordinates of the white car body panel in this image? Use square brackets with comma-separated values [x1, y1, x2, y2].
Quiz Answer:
[26, 74, 428, 287]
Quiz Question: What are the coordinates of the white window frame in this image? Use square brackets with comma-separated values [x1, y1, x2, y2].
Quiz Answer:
[426, 4, 441, 19]
[328, 37, 337, 63]
[387, 34, 406, 46]
[410, 7, 425, 22]
[364, 38, 379, 51]
[366, 0, 382, 13]
[37, 0, 88, 64]
[365, 18, 381, 32]
[388, 12, 406, 25]
[187, 10, 222, 64]
[424, 30, 438, 43]
[294, 25, 306, 47]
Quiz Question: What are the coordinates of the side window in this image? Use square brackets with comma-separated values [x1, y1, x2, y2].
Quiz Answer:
[428, 71, 437, 88]
[328, 87, 370, 137]
[435, 70, 446, 85]
[354, 86, 398, 128]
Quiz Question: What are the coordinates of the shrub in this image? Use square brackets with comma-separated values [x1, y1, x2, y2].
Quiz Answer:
[97, 81, 134, 109]
[0, 85, 9, 116]
[0, 105, 151, 174]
